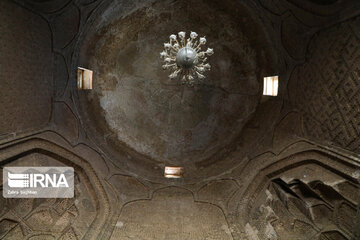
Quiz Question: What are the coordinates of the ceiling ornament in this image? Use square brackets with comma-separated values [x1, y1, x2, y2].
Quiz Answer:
[160, 31, 214, 86]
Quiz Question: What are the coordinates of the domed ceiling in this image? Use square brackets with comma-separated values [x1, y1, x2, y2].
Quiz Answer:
[76, 0, 276, 180]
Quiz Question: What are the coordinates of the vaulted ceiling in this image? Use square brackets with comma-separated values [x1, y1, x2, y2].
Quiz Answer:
[1, 0, 359, 239]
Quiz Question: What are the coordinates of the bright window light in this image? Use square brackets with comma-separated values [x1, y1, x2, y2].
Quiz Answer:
[164, 166, 184, 178]
[263, 76, 278, 96]
[77, 67, 93, 90]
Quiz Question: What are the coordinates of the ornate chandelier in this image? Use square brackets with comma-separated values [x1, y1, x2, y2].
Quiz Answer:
[160, 31, 214, 86]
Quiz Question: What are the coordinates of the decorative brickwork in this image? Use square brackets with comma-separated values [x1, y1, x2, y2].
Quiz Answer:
[290, 16, 360, 152]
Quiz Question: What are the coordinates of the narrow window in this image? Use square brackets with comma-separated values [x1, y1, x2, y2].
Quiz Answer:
[164, 166, 184, 178]
[77, 67, 93, 90]
[263, 76, 278, 96]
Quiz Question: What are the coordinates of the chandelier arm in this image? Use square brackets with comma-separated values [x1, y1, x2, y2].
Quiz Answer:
[174, 39, 181, 47]
[195, 44, 203, 52]
[169, 48, 178, 55]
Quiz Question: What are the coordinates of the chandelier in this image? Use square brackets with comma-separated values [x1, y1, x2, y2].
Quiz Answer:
[160, 31, 214, 86]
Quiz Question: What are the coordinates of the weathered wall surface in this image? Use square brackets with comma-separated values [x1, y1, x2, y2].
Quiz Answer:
[78, 0, 274, 168]
[0, 0, 359, 239]
[289, 16, 360, 153]
[0, 138, 113, 240]
[228, 143, 360, 240]
[0, 0, 53, 136]
[111, 187, 233, 240]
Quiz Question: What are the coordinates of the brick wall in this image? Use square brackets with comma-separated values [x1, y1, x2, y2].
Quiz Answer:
[0, 0, 53, 135]
[289, 16, 360, 153]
